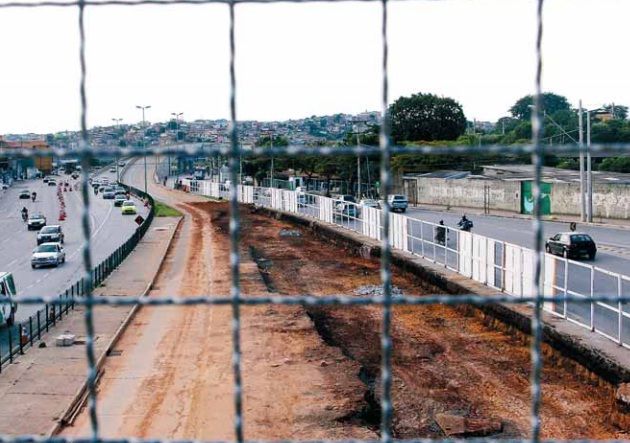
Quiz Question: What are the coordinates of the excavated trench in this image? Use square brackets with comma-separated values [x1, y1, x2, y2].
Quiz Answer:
[203, 202, 628, 440]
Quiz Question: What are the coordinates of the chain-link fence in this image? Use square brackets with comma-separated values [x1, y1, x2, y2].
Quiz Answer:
[0, 0, 629, 442]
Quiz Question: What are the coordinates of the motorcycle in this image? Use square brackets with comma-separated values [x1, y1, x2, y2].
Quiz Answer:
[458, 218, 473, 232]
[31, 192, 37, 202]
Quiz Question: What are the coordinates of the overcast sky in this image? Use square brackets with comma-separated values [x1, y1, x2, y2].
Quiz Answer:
[0, 0, 627, 134]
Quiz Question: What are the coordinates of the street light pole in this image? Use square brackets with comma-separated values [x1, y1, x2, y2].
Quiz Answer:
[587, 111, 592, 222]
[112, 118, 123, 182]
[356, 131, 361, 199]
[268, 131, 274, 188]
[170, 112, 183, 178]
[578, 100, 586, 222]
[136, 105, 151, 194]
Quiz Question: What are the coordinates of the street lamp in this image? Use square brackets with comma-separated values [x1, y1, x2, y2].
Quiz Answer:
[170, 112, 183, 178]
[112, 118, 123, 182]
[136, 105, 151, 194]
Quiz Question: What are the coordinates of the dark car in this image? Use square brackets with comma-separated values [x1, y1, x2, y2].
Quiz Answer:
[27, 213, 47, 231]
[19, 190, 31, 199]
[37, 225, 64, 245]
[545, 232, 597, 260]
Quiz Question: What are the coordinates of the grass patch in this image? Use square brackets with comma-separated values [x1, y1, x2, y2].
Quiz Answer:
[154, 201, 183, 217]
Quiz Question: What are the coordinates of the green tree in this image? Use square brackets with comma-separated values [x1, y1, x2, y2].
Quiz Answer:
[389, 92, 467, 142]
[602, 103, 628, 120]
[509, 92, 571, 120]
[256, 135, 289, 147]
[599, 157, 630, 173]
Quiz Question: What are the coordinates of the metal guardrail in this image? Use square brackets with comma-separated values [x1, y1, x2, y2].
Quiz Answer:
[181, 180, 630, 349]
[0, 182, 155, 369]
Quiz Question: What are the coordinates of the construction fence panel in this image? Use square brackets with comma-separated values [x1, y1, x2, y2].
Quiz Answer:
[362, 206, 381, 241]
[458, 230, 473, 278]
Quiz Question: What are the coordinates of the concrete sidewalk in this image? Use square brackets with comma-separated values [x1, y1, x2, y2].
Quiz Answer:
[0, 216, 180, 436]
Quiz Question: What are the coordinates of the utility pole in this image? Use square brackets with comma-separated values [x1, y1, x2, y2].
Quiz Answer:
[269, 130, 274, 188]
[112, 118, 123, 183]
[170, 112, 183, 178]
[136, 105, 151, 194]
[356, 129, 361, 199]
[587, 111, 593, 222]
[578, 100, 586, 222]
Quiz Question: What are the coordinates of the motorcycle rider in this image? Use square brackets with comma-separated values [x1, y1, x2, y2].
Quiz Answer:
[31, 191, 37, 202]
[457, 214, 473, 232]
[21, 206, 28, 222]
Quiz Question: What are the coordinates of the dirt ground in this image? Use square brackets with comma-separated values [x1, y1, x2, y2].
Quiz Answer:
[65, 192, 628, 440]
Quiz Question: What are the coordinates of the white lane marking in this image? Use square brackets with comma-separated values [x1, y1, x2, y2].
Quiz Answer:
[67, 192, 115, 260]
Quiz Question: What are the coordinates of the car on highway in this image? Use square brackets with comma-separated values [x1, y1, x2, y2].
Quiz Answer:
[43, 176, 50, 183]
[118, 161, 125, 167]
[121, 200, 137, 215]
[114, 194, 126, 207]
[545, 232, 597, 260]
[109, 167, 116, 173]
[48, 179, 57, 186]
[31, 243, 66, 269]
[27, 212, 47, 231]
[102, 187, 116, 199]
[37, 225, 64, 245]
[71, 172, 79, 179]
[0, 272, 17, 326]
[114, 186, 126, 194]
[19, 190, 31, 199]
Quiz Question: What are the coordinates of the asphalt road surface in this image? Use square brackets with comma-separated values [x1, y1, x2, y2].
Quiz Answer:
[0, 166, 148, 322]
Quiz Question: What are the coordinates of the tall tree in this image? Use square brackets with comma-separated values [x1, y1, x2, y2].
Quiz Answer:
[602, 103, 628, 120]
[509, 92, 571, 120]
[389, 93, 467, 142]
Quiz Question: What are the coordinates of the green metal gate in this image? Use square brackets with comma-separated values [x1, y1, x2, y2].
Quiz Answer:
[521, 181, 552, 215]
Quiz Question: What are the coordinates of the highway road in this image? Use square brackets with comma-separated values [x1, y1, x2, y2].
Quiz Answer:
[0, 165, 149, 322]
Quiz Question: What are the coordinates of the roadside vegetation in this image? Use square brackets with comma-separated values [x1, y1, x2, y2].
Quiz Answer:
[154, 201, 182, 217]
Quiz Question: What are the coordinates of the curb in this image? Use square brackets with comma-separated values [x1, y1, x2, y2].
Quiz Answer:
[47, 199, 184, 436]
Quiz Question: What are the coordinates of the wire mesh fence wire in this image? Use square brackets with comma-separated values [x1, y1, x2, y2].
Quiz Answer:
[0, 0, 627, 441]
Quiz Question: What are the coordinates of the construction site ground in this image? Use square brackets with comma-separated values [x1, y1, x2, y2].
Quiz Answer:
[65, 181, 628, 440]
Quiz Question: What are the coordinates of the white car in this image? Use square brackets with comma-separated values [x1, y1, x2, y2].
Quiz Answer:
[31, 242, 66, 269]
[360, 198, 380, 209]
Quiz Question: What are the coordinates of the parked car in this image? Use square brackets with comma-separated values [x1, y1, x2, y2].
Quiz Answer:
[19, 190, 31, 199]
[37, 225, 64, 245]
[114, 194, 126, 207]
[360, 198, 380, 209]
[545, 232, 597, 260]
[0, 272, 17, 326]
[31, 243, 66, 269]
[121, 200, 137, 215]
[27, 212, 47, 231]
